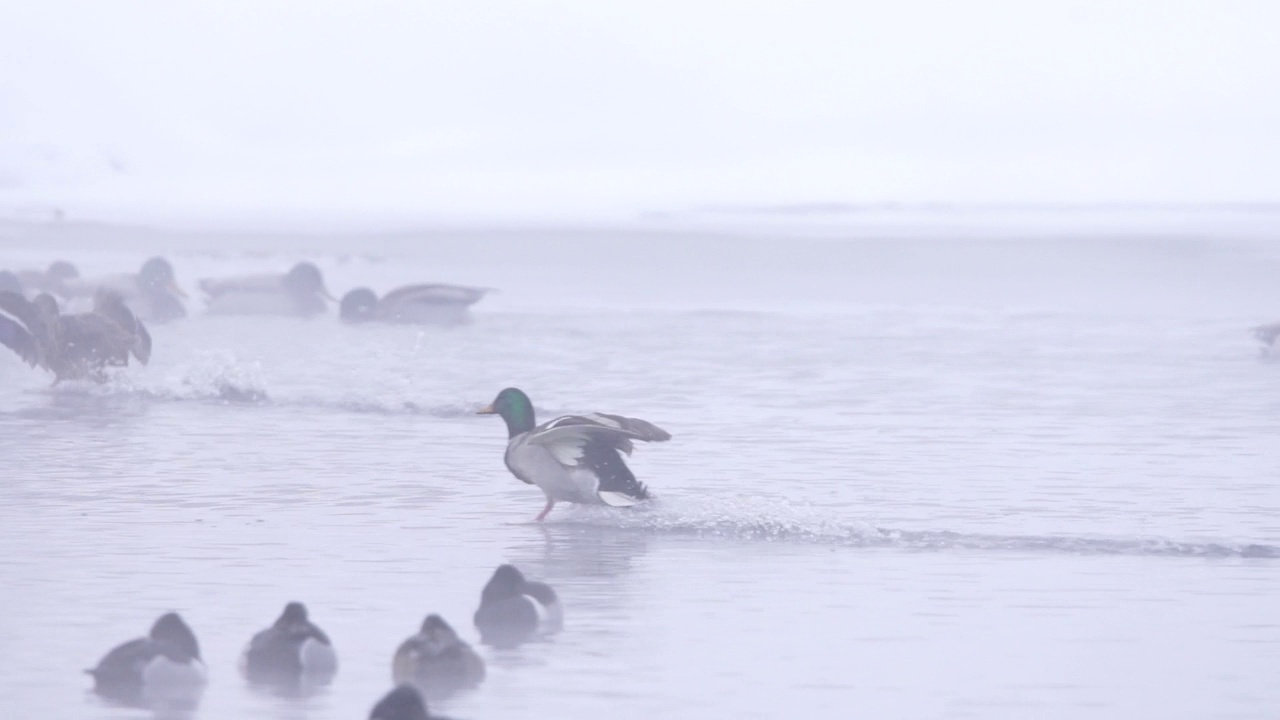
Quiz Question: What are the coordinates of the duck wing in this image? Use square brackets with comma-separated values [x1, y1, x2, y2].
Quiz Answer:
[380, 283, 490, 307]
[525, 414, 669, 504]
[0, 291, 43, 366]
[93, 292, 152, 364]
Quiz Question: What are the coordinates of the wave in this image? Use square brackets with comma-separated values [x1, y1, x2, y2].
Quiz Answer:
[552, 497, 1279, 559]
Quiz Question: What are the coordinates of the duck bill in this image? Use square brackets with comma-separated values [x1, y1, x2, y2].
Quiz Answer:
[168, 279, 189, 299]
[476, 404, 497, 415]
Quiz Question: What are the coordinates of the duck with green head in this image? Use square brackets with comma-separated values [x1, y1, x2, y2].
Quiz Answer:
[477, 387, 672, 521]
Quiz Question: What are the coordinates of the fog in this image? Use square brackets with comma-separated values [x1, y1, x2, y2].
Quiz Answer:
[4, 1, 1280, 227]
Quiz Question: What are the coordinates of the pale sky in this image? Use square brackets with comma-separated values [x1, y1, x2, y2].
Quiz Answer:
[2, 0, 1279, 224]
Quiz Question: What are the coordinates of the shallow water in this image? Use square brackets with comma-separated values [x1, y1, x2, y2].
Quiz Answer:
[3, 217, 1280, 719]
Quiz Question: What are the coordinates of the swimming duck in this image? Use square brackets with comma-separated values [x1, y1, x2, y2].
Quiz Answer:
[340, 284, 489, 325]
[0, 289, 151, 383]
[1252, 321, 1280, 355]
[370, 684, 455, 720]
[473, 564, 562, 648]
[86, 612, 207, 704]
[392, 614, 485, 697]
[241, 601, 337, 686]
[15, 260, 79, 296]
[477, 387, 671, 521]
[61, 257, 187, 323]
[200, 262, 334, 317]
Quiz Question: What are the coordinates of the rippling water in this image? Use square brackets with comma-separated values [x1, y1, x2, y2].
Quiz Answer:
[3, 217, 1279, 719]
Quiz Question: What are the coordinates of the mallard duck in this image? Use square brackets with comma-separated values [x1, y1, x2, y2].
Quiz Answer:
[241, 602, 337, 686]
[200, 262, 334, 317]
[473, 564, 562, 648]
[370, 684, 456, 720]
[0, 289, 151, 383]
[86, 612, 207, 704]
[477, 387, 671, 521]
[340, 284, 489, 325]
[61, 257, 187, 323]
[1253, 321, 1280, 355]
[15, 260, 79, 296]
[392, 614, 484, 698]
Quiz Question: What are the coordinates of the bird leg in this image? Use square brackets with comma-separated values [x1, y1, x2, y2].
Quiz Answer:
[534, 498, 556, 522]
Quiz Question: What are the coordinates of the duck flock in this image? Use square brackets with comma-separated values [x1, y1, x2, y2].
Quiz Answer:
[4, 257, 677, 718]
[0, 258, 492, 384]
[89, 564, 561, 720]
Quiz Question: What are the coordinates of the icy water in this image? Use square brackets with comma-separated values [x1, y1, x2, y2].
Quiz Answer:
[3, 216, 1280, 719]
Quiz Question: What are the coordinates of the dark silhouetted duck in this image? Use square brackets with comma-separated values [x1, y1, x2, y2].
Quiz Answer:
[201, 262, 334, 317]
[370, 684, 456, 720]
[473, 564, 562, 647]
[340, 284, 489, 326]
[478, 386, 671, 521]
[86, 612, 206, 705]
[62, 257, 187, 323]
[15, 260, 79, 296]
[392, 614, 485, 697]
[241, 601, 337, 686]
[0, 289, 151, 383]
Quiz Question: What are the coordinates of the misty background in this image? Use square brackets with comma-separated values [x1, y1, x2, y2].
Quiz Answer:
[3, 0, 1280, 228]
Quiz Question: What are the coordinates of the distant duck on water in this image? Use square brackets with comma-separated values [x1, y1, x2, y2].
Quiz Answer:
[370, 684, 456, 720]
[477, 387, 671, 521]
[392, 614, 485, 697]
[13, 260, 79, 296]
[241, 601, 337, 687]
[200, 262, 335, 317]
[1252, 321, 1280, 356]
[61, 257, 188, 323]
[86, 612, 206, 705]
[340, 284, 490, 326]
[473, 564, 562, 648]
[0, 289, 151, 383]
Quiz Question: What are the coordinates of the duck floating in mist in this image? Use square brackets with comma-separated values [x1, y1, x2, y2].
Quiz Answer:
[0, 289, 151, 383]
[1252, 321, 1280, 356]
[86, 612, 207, 705]
[477, 387, 671, 521]
[14, 260, 79, 296]
[61, 257, 188, 323]
[241, 601, 338, 687]
[473, 564, 562, 648]
[200, 262, 335, 317]
[340, 284, 490, 326]
[370, 684, 456, 720]
[392, 614, 485, 697]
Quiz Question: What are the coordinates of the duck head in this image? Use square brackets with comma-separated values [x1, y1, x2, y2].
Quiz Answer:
[370, 684, 431, 720]
[339, 288, 379, 323]
[477, 387, 536, 437]
[32, 293, 61, 322]
[150, 612, 201, 662]
[480, 564, 527, 604]
[285, 263, 335, 302]
[139, 257, 187, 299]
[45, 260, 79, 286]
[275, 601, 309, 628]
[418, 614, 460, 654]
